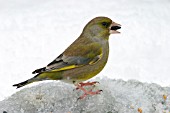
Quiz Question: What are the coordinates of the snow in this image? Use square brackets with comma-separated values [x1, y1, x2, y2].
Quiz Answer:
[0, 78, 170, 113]
[0, 0, 170, 101]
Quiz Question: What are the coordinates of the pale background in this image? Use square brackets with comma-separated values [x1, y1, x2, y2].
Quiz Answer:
[0, 0, 170, 100]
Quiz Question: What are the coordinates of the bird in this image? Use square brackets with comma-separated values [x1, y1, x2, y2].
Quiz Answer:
[13, 16, 121, 99]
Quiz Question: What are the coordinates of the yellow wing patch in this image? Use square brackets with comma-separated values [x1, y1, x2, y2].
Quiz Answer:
[89, 53, 103, 65]
[51, 65, 78, 72]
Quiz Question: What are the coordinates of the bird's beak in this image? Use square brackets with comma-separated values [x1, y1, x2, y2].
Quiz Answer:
[109, 22, 121, 34]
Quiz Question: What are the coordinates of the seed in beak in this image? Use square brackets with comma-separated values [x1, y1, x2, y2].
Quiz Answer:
[111, 26, 121, 30]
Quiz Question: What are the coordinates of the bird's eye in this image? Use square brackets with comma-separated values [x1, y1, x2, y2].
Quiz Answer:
[102, 22, 108, 27]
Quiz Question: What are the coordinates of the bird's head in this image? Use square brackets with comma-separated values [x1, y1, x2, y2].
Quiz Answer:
[82, 16, 121, 39]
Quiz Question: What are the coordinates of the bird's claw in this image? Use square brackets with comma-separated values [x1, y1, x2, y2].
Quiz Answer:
[77, 81, 100, 89]
[75, 81, 102, 100]
[77, 89, 103, 100]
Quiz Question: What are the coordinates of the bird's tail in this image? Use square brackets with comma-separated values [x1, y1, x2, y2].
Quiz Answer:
[13, 74, 40, 88]
[13, 72, 63, 88]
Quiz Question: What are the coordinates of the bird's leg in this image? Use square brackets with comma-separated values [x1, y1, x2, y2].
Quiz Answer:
[75, 82, 102, 100]
[75, 81, 99, 90]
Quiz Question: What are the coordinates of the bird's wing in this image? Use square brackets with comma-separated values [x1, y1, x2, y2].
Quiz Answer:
[32, 43, 102, 74]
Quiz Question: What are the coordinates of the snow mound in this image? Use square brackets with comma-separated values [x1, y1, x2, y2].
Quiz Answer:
[0, 78, 170, 113]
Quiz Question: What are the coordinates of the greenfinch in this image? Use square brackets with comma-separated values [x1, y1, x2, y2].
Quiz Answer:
[13, 16, 121, 90]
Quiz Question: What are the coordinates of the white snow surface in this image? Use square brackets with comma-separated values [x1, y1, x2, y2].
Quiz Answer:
[0, 78, 170, 113]
[0, 0, 170, 101]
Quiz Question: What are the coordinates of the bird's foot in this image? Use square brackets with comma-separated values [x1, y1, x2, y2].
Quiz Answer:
[77, 88, 102, 100]
[75, 82, 102, 100]
[75, 81, 99, 90]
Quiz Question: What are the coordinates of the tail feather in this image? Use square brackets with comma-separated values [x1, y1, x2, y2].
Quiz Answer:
[32, 67, 46, 74]
[13, 80, 29, 88]
[13, 72, 63, 88]
[13, 74, 40, 89]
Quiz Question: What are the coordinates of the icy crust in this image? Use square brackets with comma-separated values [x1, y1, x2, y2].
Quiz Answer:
[0, 78, 170, 113]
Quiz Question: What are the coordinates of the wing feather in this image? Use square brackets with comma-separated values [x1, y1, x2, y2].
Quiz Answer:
[32, 42, 102, 74]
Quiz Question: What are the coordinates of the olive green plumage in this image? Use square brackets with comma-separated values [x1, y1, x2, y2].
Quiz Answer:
[13, 16, 121, 88]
